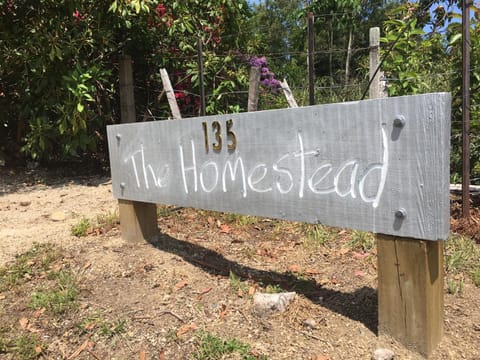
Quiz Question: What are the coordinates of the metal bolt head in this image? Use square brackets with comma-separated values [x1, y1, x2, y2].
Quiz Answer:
[393, 115, 406, 128]
[120, 182, 126, 189]
[395, 208, 407, 219]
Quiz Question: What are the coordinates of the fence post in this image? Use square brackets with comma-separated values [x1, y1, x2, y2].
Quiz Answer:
[462, 0, 472, 218]
[118, 55, 158, 242]
[369, 27, 444, 357]
[280, 79, 298, 108]
[197, 38, 206, 116]
[248, 66, 261, 112]
[368, 27, 386, 99]
[159, 68, 182, 120]
[307, 12, 315, 105]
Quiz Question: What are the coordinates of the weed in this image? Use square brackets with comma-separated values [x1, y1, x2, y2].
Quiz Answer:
[346, 230, 375, 252]
[264, 284, 284, 293]
[29, 271, 78, 315]
[229, 271, 249, 294]
[447, 278, 464, 295]
[157, 205, 175, 217]
[0, 243, 60, 291]
[446, 234, 480, 286]
[166, 328, 179, 342]
[0, 327, 8, 354]
[473, 267, 480, 287]
[302, 224, 334, 249]
[193, 332, 266, 360]
[96, 209, 119, 232]
[12, 335, 42, 360]
[445, 235, 480, 277]
[71, 217, 91, 237]
[224, 213, 258, 227]
[99, 319, 126, 338]
[72, 209, 120, 237]
[77, 312, 127, 338]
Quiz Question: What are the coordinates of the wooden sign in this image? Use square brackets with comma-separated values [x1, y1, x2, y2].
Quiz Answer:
[107, 93, 451, 241]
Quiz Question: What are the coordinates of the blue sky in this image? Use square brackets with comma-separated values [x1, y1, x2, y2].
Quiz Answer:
[246, 0, 478, 31]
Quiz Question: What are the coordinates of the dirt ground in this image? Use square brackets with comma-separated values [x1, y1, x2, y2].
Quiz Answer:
[1, 168, 479, 359]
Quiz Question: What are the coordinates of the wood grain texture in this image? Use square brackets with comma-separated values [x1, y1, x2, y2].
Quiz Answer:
[118, 56, 158, 242]
[377, 235, 444, 357]
[107, 93, 451, 241]
[118, 199, 158, 242]
[160, 68, 182, 120]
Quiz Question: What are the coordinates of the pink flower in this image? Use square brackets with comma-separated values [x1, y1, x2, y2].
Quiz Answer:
[73, 10, 87, 21]
[156, 3, 166, 18]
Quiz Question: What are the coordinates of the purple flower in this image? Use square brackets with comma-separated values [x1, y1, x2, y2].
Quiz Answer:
[248, 56, 280, 94]
[270, 78, 281, 87]
[249, 56, 267, 68]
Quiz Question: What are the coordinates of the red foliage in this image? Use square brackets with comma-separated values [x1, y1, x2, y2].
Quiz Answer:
[156, 3, 166, 18]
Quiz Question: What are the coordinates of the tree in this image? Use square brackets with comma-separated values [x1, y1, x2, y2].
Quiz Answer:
[0, 0, 250, 162]
[246, 0, 305, 85]
[380, 1, 480, 181]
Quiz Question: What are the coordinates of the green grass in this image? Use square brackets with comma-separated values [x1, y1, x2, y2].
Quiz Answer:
[229, 271, 249, 294]
[346, 230, 375, 252]
[0, 243, 61, 291]
[29, 271, 79, 315]
[96, 209, 119, 231]
[224, 213, 258, 227]
[11, 335, 43, 360]
[0, 326, 8, 354]
[71, 217, 91, 237]
[263, 283, 284, 293]
[302, 224, 335, 249]
[473, 268, 480, 287]
[447, 278, 464, 295]
[193, 332, 267, 360]
[71, 209, 119, 237]
[445, 234, 480, 287]
[76, 313, 126, 338]
[157, 205, 175, 217]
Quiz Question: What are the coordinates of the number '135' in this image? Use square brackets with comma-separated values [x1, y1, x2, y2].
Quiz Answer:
[201, 119, 237, 152]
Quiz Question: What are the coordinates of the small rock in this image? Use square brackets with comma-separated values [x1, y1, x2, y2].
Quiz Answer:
[372, 348, 395, 360]
[19, 201, 31, 207]
[253, 292, 296, 317]
[50, 211, 66, 221]
[302, 318, 317, 329]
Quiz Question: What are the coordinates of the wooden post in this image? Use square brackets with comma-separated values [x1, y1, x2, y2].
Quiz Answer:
[159, 68, 182, 120]
[118, 55, 157, 242]
[369, 28, 444, 357]
[369, 27, 387, 99]
[280, 79, 298, 108]
[377, 237, 444, 357]
[248, 66, 261, 112]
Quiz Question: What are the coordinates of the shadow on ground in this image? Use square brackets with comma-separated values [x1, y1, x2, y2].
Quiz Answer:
[148, 232, 378, 334]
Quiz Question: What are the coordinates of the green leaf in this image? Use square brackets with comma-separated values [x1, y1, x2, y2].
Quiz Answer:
[49, 47, 56, 61]
[449, 33, 462, 46]
[77, 103, 84, 113]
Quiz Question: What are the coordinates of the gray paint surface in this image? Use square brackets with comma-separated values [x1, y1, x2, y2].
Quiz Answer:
[107, 93, 451, 241]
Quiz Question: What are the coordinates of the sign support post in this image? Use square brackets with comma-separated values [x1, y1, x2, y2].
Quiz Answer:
[118, 55, 158, 242]
[377, 237, 443, 356]
[368, 27, 444, 357]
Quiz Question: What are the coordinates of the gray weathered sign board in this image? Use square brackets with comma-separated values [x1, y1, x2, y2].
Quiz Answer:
[107, 93, 451, 241]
